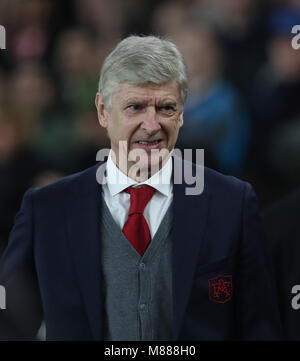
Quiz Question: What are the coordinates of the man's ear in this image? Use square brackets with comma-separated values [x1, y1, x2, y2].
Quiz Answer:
[179, 110, 184, 128]
[95, 92, 109, 128]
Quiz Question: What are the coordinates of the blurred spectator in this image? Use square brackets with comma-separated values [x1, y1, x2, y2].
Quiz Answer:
[0, 0, 76, 70]
[11, 0, 53, 63]
[0, 107, 43, 254]
[54, 27, 100, 111]
[124, 0, 172, 35]
[151, 1, 192, 37]
[8, 62, 55, 121]
[263, 187, 300, 340]
[248, 3, 300, 200]
[191, 0, 268, 95]
[0, 0, 54, 66]
[267, 116, 300, 188]
[7, 62, 76, 173]
[170, 25, 252, 175]
[75, 0, 123, 41]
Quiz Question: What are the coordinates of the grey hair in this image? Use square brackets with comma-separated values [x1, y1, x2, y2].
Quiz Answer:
[98, 35, 188, 109]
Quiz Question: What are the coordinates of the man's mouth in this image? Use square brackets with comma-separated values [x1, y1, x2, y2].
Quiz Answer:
[133, 139, 163, 151]
[137, 140, 161, 145]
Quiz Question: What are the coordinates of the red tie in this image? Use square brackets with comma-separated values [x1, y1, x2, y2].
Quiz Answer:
[122, 186, 156, 255]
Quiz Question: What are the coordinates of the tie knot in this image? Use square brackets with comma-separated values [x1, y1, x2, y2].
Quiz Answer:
[125, 185, 156, 215]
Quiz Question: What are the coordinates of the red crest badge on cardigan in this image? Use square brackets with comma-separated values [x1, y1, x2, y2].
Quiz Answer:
[208, 275, 233, 303]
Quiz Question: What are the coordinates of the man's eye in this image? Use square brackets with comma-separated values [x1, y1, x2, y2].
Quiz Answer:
[159, 105, 176, 113]
[127, 104, 142, 111]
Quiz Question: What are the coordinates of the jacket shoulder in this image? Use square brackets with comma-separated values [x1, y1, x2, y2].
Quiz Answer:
[204, 166, 248, 194]
[28, 163, 101, 202]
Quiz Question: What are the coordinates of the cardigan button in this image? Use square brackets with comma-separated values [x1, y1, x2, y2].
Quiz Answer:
[139, 303, 146, 310]
[139, 262, 146, 269]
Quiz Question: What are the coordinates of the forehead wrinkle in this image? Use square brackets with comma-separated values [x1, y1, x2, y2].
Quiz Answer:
[112, 82, 181, 107]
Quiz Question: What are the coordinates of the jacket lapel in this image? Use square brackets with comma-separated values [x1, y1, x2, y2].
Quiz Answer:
[64, 163, 104, 340]
[172, 158, 210, 340]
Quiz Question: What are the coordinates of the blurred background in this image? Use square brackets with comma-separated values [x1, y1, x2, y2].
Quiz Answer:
[0, 0, 300, 255]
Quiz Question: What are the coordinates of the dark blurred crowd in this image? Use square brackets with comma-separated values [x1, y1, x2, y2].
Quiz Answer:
[0, 0, 300, 253]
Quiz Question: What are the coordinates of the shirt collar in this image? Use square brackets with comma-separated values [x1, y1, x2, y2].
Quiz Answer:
[106, 150, 172, 197]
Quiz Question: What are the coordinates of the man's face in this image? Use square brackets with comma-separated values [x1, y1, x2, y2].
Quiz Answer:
[95, 80, 183, 178]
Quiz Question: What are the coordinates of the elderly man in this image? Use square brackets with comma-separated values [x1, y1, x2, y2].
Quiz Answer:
[0, 35, 281, 341]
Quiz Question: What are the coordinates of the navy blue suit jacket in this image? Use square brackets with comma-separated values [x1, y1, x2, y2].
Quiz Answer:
[0, 159, 282, 340]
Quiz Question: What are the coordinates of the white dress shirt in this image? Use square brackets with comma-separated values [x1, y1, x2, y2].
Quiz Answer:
[102, 151, 173, 238]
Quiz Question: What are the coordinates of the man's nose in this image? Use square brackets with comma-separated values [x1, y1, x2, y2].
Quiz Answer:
[141, 107, 161, 134]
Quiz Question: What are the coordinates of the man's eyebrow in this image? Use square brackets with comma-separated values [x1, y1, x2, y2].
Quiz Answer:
[156, 100, 179, 109]
[120, 97, 179, 108]
[121, 98, 147, 106]
[157, 100, 178, 106]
